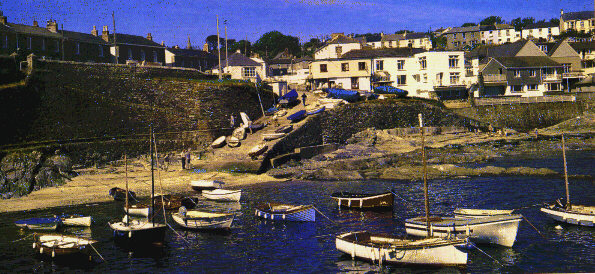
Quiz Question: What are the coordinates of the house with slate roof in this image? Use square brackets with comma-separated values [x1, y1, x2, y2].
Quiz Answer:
[570, 41, 595, 75]
[480, 24, 520, 45]
[61, 26, 111, 63]
[212, 51, 265, 82]
[165, 40, 217, 71]
[560, 10, 595, 34]
[521, 22, 560, 42]
[100, 26, 165, 65]
[445, 26, 481, 50]
[314, 33, 362, 60]
[0, 12, 63, 59]
[377, 32, 432, 50]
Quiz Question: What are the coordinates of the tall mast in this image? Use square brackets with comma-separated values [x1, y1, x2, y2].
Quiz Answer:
[125, 153, 129, 226]
[216, 15, 222, 80]
[562, 134, 571, 209]
[150, 125, 155, 226]
[419, 113, 430, 238]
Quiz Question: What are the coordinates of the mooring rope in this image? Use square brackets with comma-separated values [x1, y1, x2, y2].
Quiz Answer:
[311, 206, 337, 224]
[11, 233, 34, 242]
[88, 242, 106, 262]
[470, 242, 504, 267]
[388, 189, 411, 207]
[522, 215, 546, 239]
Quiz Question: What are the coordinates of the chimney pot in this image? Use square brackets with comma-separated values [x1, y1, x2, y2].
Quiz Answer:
[46, 19, 58, 33]
[91, 25, 98, 36]
[146, 33, 153, 41]
[33, 20, 38, 27]
[101, 26, 110, 42]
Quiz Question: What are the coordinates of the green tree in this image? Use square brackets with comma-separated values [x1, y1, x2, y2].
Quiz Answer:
[252, 31, 301, 59]
[205, 35, 225, 53]
[461, 22, 477, 27]
[480, 16, 503, 26]
[550, 18, 560, 25]
[229, 40, 252, 56]
[430, 35, 447, 49]
[395, 29, 413, 34]
[302, 38, 323, 57]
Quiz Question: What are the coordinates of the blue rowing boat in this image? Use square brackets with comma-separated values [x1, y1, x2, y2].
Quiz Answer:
[15, 217, 61, 230]
[287, 110, 307, 122]
[326, 88, 360, 102]
[373, 86, 408, 98]
[255, 203, 315, 222]
[278, 89, 299, 106]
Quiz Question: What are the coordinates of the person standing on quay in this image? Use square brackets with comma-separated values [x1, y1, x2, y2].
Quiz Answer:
[301, 93, 307, 107]
[185, 149, 191, 169]
[180, 150, 186, 170]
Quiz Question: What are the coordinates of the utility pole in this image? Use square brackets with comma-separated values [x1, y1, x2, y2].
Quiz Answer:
[225, 20, 228, 69]
[112, 11, 117, 64]
[216, 15, 222, 80]
[60, 24, 65, 61]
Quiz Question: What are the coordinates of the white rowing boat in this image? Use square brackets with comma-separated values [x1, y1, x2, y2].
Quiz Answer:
[172, 207, 235, 230]
[61, 215, 93, 227]
[453, 208, 516, 219]
[255, 203, 315, 222]
[202, 189, 242, 202]
[33, 233, 97, 259]
[190, 180, 224, 191]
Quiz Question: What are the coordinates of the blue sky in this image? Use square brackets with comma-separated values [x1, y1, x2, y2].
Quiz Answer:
[1, 0, 592, 47]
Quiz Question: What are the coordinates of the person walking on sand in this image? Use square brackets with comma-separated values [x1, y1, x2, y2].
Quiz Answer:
[230, 114, 235, 129]
[185, 150, 191, 169]
[180, 150, 186, 170]
[301, 93, 307, 107]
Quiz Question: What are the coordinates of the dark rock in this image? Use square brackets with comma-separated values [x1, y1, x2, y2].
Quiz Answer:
[0, 151, 42, 197]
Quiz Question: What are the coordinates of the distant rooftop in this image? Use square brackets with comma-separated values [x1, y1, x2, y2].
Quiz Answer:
[561, 11, 594, 21]
[341, 47, 425, 59]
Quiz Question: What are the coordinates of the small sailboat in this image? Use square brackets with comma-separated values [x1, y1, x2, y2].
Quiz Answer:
[540, 135, 595, 227]
[172, 207, 235, 230]
[254, 203, 315, 222]
[330, 192, 393, 210]
[202, 189, 242, 202]
[32, 233, 97, 259]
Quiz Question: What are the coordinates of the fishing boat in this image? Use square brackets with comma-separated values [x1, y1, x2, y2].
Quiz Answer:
[326, 88, 360, 102]
[454, 208, 516, 219]
[232, 127, 246, 140]
[248, 144, 268, 159]
[202, 189, 242, 202]
[15, 217, 61, 231]
[172, 207, 235, 230]
[32, 233, 97, 259]
[330, 192, 393, 210]
[190, 180, 224, 191]
[61, 215, 93, 227]
[335, 231, 468, 266]
[405, 215, 523, 247]
[254, 203, 315, 222]
[227, 136, 241, 147]
[278, 89, 299, 106]
[109, 131, 166, 245]
[275, 125, 293, 134]
[540, 135, 595, 227]
[306, 105, 325, 115]
[337, 114, 468, 266]
[211, 136, 226, 148]
[263, 132, 286, 141]
[287, 110, 307, 122]
[109, 187, 136, 202]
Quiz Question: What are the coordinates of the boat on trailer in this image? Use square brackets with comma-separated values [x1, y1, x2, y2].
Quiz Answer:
[255, 203, 315, 222]
[330, 192, 393, 210]
[172, 207, 235, 230]
[540, 135, 595, 227]
[33, 233, 97, 259]
[336, 231, 468, 266]
[202, 189, 242, 202]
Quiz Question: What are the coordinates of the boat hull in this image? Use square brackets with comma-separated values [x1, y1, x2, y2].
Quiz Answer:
[453, 208, 515, 219]
[211, 136, 226, 148]
[336, 231, 467, 266]
[405, 215, 523, 247]
[172, 212, 235, 230]
[190, 180, 224, 191]
[202, 189, 242, 202]
[331, 192, 393, 210]
[254, 204, 315, 222]
[541, 205, 595, 226]
[15, 217, 61, 231]
[33, 234, 97, 259]
[109, 221, 167, 244]
[61, 216, 92, 227]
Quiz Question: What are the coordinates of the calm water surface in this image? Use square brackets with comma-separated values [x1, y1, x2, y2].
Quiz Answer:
[0, 150, 593, 273]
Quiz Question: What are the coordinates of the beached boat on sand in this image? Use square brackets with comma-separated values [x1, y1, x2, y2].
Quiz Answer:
[248, 144, 268, 158]
[263, 132, 286, 141]
[255, 203, 315, 222]
[227, 136, 241, 147]
[33, 233, 97, 259]
[172, 207, 235, 230]
[287, 110, 307, 122]
[275, 125, 293, 134]
[202, 189, 242, 202]
[211, 136, 226, 148]
[109, 187, 136, 202]
[190, 180, 224, 191]
[306, 105, 325, 115]
[330, 192, 393, 210]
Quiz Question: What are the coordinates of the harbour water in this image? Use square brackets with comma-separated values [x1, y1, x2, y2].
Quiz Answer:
[0, 150, 593, 272]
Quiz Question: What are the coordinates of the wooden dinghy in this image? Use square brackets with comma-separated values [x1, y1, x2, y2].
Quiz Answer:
[306, 105, 325, 115]
[262, 132, 286, 141]
[226, 136, 241, 147]
[248, 144, 268, 159]
[172, 207, 235, 230]
[232, 127, 247, 140]
[336, 231, 468, 266]
[211, 136, 226, 148]
[202, 189, 242, 202]
[404, 214, 523, 247]
[254, 203, 315, 222]
[275, 125, 293, 134]
[33, 233, 98, 259]
[109, 187, 136, 202]
[152, 194, 183, 210]
[330, 192, 393, 210]
[190, 180, 224, 191]
[454, 208, 516, 219]
[61, 215, 93, 227]
[15, 217, 61, 231]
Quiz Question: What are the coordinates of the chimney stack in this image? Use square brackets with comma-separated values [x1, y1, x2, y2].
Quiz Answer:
[161, 41, 165, 46]
[0, 11, 7, 25]
[187, 36, 192, 49]
[560, 9, 564, 16]
[46, 19, 57, 33]
[91, 25, 98, 36]
[146, 33, 153, 41]
[203, 42, 209, 52]
[33, 20, 38, 27]
[101, 26, 109, 42]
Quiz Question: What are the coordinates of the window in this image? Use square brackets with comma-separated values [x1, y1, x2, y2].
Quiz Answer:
[127, 48, 133, 60]
[243, 67, 256, 77]
[99, 45, 103, 57]
[335, 46, 342, 56]
[341, 62, 349, 72]
[529, 70, 536, 77]
[76, 43, 80, 55]
[42, 39, 45, 51]
[27, 37, 32, 49]
[320, 64, 327, 72]
[528, 84, 538, 90]
[140, 50, 146, 61]
[511, 85, 523, 92]
[563, 64, 570, 73]
[397, 60, 405, 70]
[462, 33, 466, 39]
[153, 51, 158, 62]
[396, 75, 406, 85]
[418, 57, 426, 70]
[449, 72, 460, 85]
[514, 70, 521, 77]
[358, 62, 366, 71]
[448, 55, 459, 68]
[376, 60, 384, 70]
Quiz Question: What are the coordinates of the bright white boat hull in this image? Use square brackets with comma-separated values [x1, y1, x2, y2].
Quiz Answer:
[541, 206, 595, 227]
[172, 212, 235, 229]
[190, 180, 224, 191]
[453, 208, 515, 219]
[62, 216, 92, 227]
[405, 215, 523, 247]
[202, 189, 242, 202]
[124, 206, 151, 217]
[335, 232, 467, 266]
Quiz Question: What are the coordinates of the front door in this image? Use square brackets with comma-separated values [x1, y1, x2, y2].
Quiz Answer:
[351, 77, 359, 90]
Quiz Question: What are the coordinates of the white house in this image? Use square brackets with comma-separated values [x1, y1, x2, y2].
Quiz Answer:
[377, 32, 432, 50]
[521, 22, 560, 41]
[314, 33, 362, 60]
[480, 24, 520, 45]
[212, 51, 266, 82]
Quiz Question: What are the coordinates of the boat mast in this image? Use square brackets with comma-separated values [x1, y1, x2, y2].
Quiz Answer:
[419, 113, 430, 238]
[562, 134, 571, 209]
[150, 125, 155, 226]
[125, 153, 129, 226]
